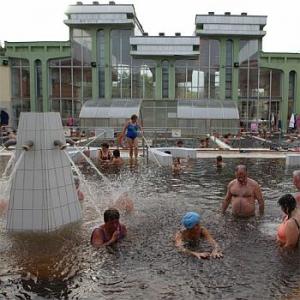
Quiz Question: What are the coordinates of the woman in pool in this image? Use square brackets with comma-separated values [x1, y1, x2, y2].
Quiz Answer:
[98, 142, 112, 162]
[175, 212, 223, 259]
[277, 194, 300, 249]
[91, 208, 127, 247]
[120, 114, 143, 160]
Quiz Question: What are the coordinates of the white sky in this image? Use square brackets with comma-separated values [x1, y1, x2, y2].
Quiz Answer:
[1, 0, 300, 53]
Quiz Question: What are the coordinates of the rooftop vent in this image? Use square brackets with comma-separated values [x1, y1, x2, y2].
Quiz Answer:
[159, 32, 165, 36]
[208, 12, 214, 15]
[224, 12, 231, 16]
[175, 32, 181, 36]
[93, 1, 99, 4]
[241, 12, 247, 16]
[143, 32, 148, 36]
[76, 1, 83, 5]
[109, 1, 115, 5]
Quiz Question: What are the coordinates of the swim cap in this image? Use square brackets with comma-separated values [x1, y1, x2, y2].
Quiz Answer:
[181, 212, 201, 229]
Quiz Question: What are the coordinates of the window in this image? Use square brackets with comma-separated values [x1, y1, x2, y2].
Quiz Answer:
[162, 60, 169, 98]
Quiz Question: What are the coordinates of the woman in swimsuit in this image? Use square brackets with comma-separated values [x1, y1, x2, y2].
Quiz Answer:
[121, 114, 143, 160]
[91, 208, 127, 247]
[277, 194, 300, 249]
[98, 142, 112, 162]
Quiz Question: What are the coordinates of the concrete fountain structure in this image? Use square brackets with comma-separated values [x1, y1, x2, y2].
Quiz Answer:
[6, 112, 82, 232]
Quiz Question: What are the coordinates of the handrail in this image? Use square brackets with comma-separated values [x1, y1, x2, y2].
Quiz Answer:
[142, 135, 162, 168]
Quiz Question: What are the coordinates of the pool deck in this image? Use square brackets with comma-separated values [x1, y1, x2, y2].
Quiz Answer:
[0, 147, 291, 159]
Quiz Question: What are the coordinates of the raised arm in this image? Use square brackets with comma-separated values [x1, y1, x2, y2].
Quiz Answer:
[174, 231, 210, 259]
[255, 183, 264, 215]
[221, 182, 233, 214]
[201, 227, 223, 258]
[91, 228, 120, 248]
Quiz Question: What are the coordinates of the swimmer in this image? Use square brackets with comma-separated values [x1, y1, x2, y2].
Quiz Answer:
[98, 142, 112, 162]
[74, 177, 84, 202]
[91, 208, 127, 247]
[277, 194, 300, 249]
[172, 157, 182, 173]
[292, 170, 300, 206]
[176, 140, 184, 147]
[113, 192, 134, 213]
[110, 149, 124, 166]
[216, 155, 225, 168]
[221, 165, 264, 217]
[175, 212, 223, 259]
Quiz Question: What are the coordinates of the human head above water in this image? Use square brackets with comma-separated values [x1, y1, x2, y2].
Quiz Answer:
[181, 212, 201, 229]
[113, 149, 120, 158]
[131, 114, 138, 122]
[104, 208, 120, 223]
[278, 194, 296, 216]
[216, 155, 223, 162]
[176, 140, 184, 147]
[235, 165, 247, 184]
[101, 142, 109, 150]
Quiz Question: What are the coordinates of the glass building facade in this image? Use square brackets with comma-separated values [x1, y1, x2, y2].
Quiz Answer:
[2, 3, 299, 132]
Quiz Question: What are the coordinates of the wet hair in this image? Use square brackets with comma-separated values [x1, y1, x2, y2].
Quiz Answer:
[101, 142, 109, 149]
[216, 155, 223, 162]
[278, 194, 296, 216]
[235, 165, 247, 173]
[164, 151, 171, 155]
[104, 208, 120, 223]
[131, 114, 138, 121]
[176, 140, 183, 146]
[113, 149, 120, 158]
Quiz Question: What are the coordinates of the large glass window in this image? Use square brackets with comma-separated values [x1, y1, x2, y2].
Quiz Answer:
[97, 30, 105, 98]
[162, 60, 169, 98]
[11, 58, 30, 123]
[238, 39, 259, 124]
[225, 40, 233, 99]
[111, 29, 132, 98]
[49, 57, 92, 125]
[35, 60, 43, 112]
[132, 59, 156, 99]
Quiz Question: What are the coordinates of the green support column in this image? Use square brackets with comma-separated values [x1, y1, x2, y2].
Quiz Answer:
[169, 59, 175, 100]
[232, 38, 240, 102]
[156, 61, 162, 99]
[104, 28, 111, 99]
[42, 60, 49, 112]
[281, 71, 289, 132]
[91, 29, 99, 101]
[29, 60, 36, 112]
[219, 38, 226, 100]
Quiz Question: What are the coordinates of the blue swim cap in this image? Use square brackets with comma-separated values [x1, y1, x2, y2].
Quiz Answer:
[181, 212, 201, 229]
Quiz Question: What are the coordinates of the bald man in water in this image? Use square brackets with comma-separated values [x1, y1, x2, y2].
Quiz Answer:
[292, 170, 300, 206]
[221, 165, 264, 217]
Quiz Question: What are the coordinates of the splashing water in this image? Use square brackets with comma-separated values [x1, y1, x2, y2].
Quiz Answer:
[64, 150, 103, 218]
[0, 151, 24, 198]
[72, 145, 111, 186]
[2, 151, 15, 178]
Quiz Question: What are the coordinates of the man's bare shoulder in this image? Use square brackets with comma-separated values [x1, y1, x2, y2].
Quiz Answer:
[247, 177, 260, 186]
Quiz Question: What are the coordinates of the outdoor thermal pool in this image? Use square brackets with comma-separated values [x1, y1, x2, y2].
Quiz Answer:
[1, 155, 300, 299]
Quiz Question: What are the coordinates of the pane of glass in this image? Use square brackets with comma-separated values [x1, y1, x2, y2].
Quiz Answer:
[61, 68, 72, 98]
[21, 68, 30, 98]
[50, 68, 60, 97]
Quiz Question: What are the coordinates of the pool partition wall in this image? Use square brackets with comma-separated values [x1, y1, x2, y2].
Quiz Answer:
[6, 112, 82, 232]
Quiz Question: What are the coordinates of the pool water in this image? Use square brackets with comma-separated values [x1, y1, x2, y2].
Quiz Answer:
[1, 156, 300, 299]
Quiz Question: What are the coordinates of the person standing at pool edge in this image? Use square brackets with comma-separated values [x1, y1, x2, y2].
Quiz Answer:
[221, 165, 264, 217]
[121, 114, 143, 160]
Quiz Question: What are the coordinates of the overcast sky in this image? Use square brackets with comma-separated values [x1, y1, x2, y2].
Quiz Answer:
[1, 0, 299, 52]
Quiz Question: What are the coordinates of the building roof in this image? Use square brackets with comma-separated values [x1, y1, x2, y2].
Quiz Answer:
[196, 13, 267, 37]
[130, 36, 199, 57]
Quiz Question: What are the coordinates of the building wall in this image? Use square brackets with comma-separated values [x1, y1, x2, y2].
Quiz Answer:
[0, 62, 12, 126]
